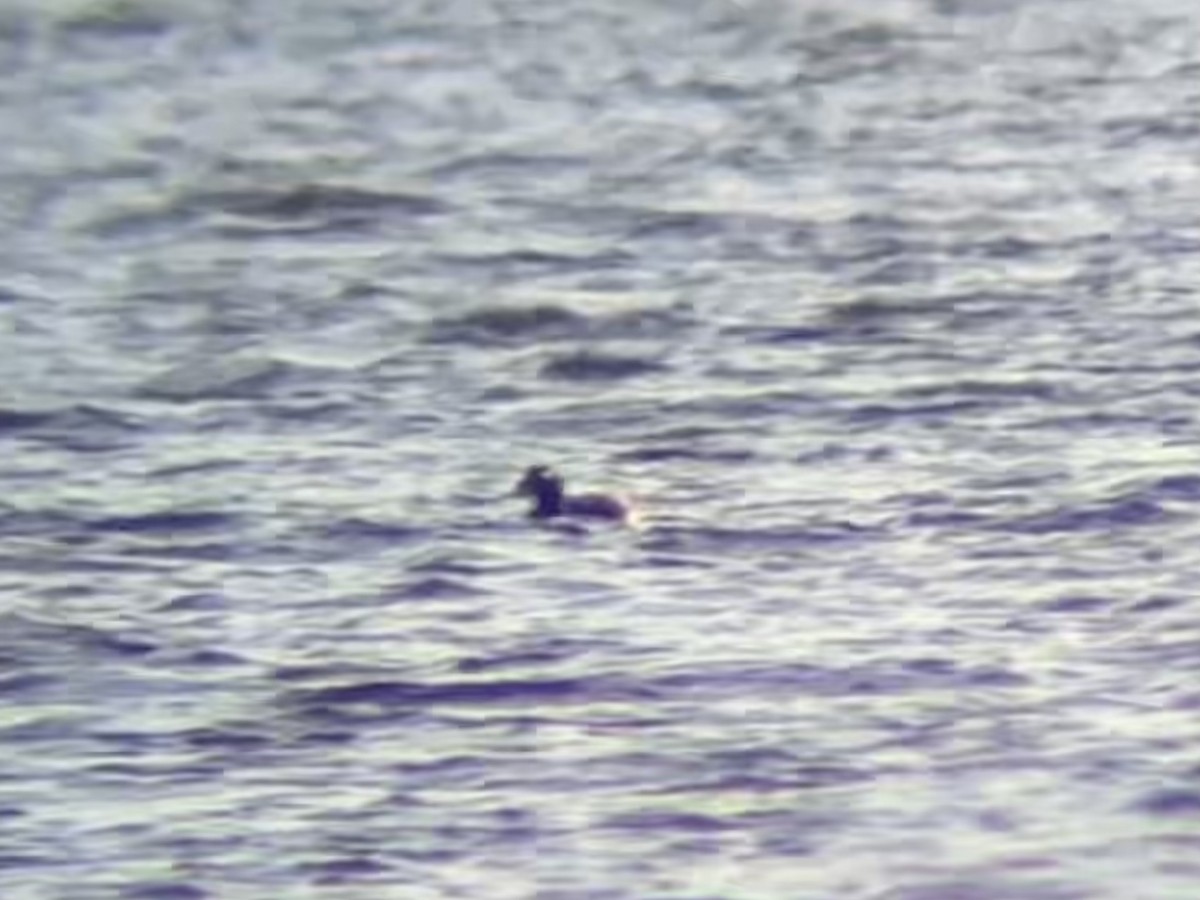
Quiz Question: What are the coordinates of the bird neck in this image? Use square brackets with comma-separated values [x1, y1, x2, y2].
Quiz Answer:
[534, 482, 564, 516]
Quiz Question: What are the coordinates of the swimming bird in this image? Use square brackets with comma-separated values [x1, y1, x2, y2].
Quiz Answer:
[515, 465, 633, 523]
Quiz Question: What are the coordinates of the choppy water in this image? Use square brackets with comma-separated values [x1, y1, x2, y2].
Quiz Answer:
[2, 0, 1200, 897]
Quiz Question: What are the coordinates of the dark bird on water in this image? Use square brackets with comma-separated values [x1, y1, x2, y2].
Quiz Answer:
[515, 465, 635, 524]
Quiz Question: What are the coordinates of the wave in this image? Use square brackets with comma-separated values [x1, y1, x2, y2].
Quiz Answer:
[539, 350, 666, 382]
[424, 301, 691, 347]
[86, 510, 235, 535]
[424, 304, 587, 346]
[136, 353, 344, 402]
[92, 181, 447, 240]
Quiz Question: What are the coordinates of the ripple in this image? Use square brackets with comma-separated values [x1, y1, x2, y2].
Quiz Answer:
[303, 855, 391, 883]
[0, 403, 147, 453]
[628, 447, 757, 466]
[901, 378, 1065, 403]
[604, 809, 731, 833]
[639, 658, 1031, 702]
[425, 304, 586, 346]
[435, 247, 632, 277]
[0, 852, 55, 874]
[722, 323, 837, 345]
[391, 576, 486, 601]
[122, 883, 209, 900]
[182, 726, 274, 752]
[0, 407, 54, 433]
[212, 183, 444, 218]
[1000, 497, 1173, 535]
[873, 877, 1089, 900]
[0, 614, 159, 676]
[320, 518, 428, 546]
[186, 183, 447, 236]
[138, 355, 296, 401]
[538, 350, 667, 382]
[846, 398, 993, 425]
[642, 520, 878, 556]
[1149, 474, 1200, 501]
[425, 302, 689, 348]
[55, 0, 180, 36]
[1036, 594, 1113, 614]
[0, 672, 57, 695]
[1134, 788, 1200, 816]
[87, 511, 234, 534]
[294, 677, 594, 710]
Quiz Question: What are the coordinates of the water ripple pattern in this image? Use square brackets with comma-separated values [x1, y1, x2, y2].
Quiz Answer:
[1, 0, 1199, 897]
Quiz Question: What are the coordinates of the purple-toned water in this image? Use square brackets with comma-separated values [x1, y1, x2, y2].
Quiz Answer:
[2, 1, 1198, 897]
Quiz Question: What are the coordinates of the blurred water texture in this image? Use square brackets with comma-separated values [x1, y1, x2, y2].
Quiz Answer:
[1, 0, 1199, 897]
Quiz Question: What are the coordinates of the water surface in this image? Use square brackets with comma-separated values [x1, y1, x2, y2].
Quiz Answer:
[1, 1, 1199, 897]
